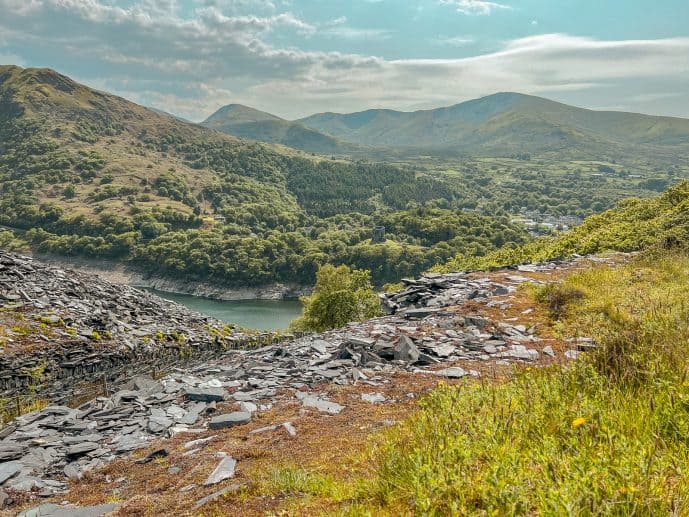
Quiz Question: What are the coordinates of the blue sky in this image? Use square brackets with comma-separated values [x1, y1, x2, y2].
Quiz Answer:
[1, 0, 688, 120]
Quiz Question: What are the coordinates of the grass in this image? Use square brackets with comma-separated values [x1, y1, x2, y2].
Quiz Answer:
[301, 251, 689, 516]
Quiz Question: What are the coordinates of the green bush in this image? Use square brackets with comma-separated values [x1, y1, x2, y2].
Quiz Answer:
[290, 264, 381, 332]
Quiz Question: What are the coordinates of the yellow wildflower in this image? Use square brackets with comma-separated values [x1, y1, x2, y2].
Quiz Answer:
[571, 417, 587, 429]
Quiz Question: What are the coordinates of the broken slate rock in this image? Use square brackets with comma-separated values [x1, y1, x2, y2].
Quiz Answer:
[296, 392, 345, 415]
[435, 367, 468, 378]
[394, 336, 420, 363]
[148, 415, 174, 434]
[17, 503, 120, 517]
[208, 412, 252, 430]
[204, 456, 237, 486]
[134, 449, 169, 464]
[185, 388, 226, 402]
[0, 444, 25, 461]
[66, 442, 100, 459]
[361, 393, 386, 404]
[192, 484, 241, 510]
[0, 461, 22, 485]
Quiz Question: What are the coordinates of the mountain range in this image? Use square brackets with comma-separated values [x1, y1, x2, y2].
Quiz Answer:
[202, 104, 362, 155]
[203, 92, 689, 161]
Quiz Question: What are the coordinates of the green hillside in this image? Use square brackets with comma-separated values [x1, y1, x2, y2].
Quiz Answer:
[0, 65, 526, 286]
[437, 180, 689, 272]
[202, 103, 362, 155]
[297, 92, 689, 161]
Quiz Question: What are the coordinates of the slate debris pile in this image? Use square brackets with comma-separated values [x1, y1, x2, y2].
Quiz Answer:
[0, 254, 598, 503]
[0, 251, 274, 400]
[0, 251, 221, 349]
[381, 271, 511, 314]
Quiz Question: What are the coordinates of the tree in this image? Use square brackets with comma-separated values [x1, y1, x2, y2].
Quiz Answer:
[290, 264, 381, 332]
[63, 184, 76, 199]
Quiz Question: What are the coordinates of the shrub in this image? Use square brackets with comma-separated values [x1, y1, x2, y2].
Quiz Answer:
[290, 264, 381, 332]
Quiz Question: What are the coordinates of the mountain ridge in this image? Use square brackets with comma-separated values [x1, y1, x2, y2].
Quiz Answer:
[295, 92, 689, 157]
[201, 103, 363, 155]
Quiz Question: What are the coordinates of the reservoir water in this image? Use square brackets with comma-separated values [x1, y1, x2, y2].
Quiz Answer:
[148, 289, 303, 330]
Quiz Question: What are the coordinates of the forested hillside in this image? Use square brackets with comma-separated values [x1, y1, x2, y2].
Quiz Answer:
[0, 65, 526, 286]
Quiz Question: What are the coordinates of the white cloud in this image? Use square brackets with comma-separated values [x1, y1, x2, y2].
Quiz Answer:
[433, 36, 475, 47]
[439, 0, 511, 16]
[0, 1, 688, 120]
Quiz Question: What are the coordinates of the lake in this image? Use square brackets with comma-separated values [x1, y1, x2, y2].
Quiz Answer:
[147, 289, 303, 330]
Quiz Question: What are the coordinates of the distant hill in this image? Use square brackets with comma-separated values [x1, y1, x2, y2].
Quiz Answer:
[297, 92, 689, 161]
[202, 104, 362, 155]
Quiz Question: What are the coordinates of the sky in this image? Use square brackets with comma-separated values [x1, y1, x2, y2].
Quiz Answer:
[1, 0, 688, 121]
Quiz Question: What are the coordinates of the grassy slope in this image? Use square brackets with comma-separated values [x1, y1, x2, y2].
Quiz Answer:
[353, 253, 689, 515]
[437, 180, 689, 272]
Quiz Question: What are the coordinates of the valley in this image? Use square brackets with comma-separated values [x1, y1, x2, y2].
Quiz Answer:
[3, 65, 688, 299]
[2, 62, 689, 516]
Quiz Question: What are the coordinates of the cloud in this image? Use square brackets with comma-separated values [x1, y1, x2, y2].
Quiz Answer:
[0, 1, 688, 120]
[433, 36, 475, 47]
[439, 0, 511, 16]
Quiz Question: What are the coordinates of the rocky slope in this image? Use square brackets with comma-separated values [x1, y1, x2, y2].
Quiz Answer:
[0, 251, 278, 404]
[0, 251, 623, 513]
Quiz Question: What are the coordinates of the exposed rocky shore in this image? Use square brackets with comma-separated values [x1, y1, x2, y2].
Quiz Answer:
[34, 254, 310, 301]
[0, 250, 609, 511]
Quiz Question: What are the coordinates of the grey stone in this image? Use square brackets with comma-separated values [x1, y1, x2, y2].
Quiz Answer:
[310, 340, 329, 354]
[208, 412, 252, 430]
[435, 367, 468, 378]
[148, 415, 174, 433]
[17, 503, 120, 517]
[404, 308, 441, 319]
[239, 401, 258, 414]
[179, 402, 207, 425]
[134, 449, 168, 464]
[204, 455, 237, 485]
[63, 463, 83, 481]
[0, 443, 25, 461]
[185, 387, 226, 402]
[297, 392, 345, 415]
[361, 393, 386, 404]
[282, 422, 297, 436]
[394, 336, 420, 363]
[0, 461, 22, 485]
[231, 391, 255, 402]
[464, 315, 488, 328]
[66, 442, 100, 458]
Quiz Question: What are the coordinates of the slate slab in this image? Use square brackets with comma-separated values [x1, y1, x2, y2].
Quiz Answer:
[185, 388, 226, 402]
[203, 455, 237, 485]
[17, 503, 120, 517]
[0, 461, 22, 485]
[192, 484, 241, 510]
[435, 367, 468, 378]
[208, 412, 252, 430]
[394, 336, 420, 363]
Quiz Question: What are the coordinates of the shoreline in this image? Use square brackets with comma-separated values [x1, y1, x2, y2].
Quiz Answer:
[35, 253, 311, 301]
